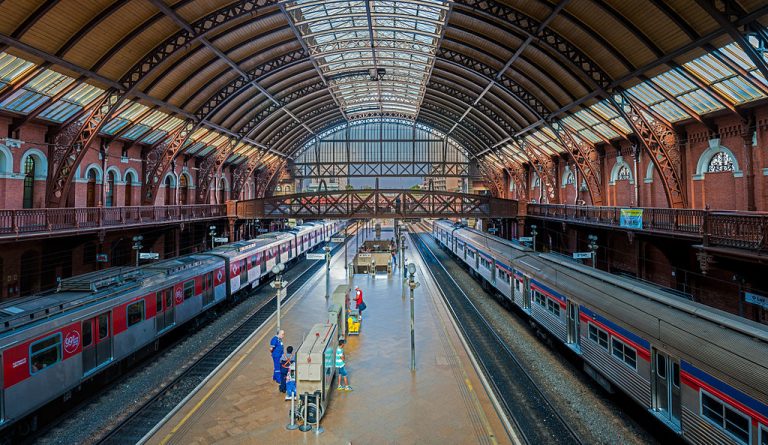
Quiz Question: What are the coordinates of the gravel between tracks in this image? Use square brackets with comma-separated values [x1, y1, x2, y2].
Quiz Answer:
[419, 231, 659, 445]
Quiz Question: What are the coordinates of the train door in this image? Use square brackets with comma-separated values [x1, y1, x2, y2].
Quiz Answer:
[522, 277, 531, 311]
[567, 301, 580, 349]
[156, 287, 174, 333]
[82, 312, 112, 374]
[202, 272, 214, 306]
[651, 348, 682, 430]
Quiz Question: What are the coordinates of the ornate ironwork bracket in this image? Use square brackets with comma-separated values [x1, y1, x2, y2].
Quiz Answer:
[516, 138, 557, 203]
[141, 120, 195, 205]
[550, 121, 603, 206]
[196, 138, 239, 203]
[231, 149, 270, 199]
[610, 92, 686, 208]
[46, 89, 123, 207]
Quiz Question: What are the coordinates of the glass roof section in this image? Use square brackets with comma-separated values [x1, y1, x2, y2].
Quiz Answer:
[284, 0, 450, 119]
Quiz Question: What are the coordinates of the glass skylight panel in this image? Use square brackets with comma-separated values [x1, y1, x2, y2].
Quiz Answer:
[101, 103, 148, 135]
[122, 110, 166, 140]
[0, 53, 34, 89]
[285, 0, 449, 119]
[38, 82, 104, 123]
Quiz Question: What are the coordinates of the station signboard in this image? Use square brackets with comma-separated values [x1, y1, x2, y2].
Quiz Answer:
[306, 253, 325, 260]
[572, 252, 593, 259]
[139, 252, 160, 260]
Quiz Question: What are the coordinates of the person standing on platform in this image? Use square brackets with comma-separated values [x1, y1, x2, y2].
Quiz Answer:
[279, 346, 294, 393]
[336, 340, 352, 391]
[391, 249, 397, 267]
[269, 329, 285, 384]
[354, 286, 366, 320]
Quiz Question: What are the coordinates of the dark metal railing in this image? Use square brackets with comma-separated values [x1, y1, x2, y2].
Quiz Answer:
[0, 205, 227, 238]
[527, 204, 768, 252]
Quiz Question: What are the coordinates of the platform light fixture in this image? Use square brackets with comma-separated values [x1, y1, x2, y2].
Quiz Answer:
[407, 262, 420, 371]
[209, 225, 217, 249]
[271, 263, 287, 332]
[530, 224, 538, 252]
[132, 235, 144, 267]
[587, 234, 598, 269]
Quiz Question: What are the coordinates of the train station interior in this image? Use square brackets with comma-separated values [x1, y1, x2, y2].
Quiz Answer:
[0, 1, 767, 444]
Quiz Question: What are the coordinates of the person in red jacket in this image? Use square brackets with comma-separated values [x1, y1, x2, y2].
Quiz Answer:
[354, 286, 366, 320]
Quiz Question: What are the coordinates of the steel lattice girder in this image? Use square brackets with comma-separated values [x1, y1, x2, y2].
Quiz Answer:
[241, 190, 517, 219]
[294, 162, 468, 178]
[513, 138, 558, 202]
[452, 0, 612, 90]
[120, 0, 277, 90]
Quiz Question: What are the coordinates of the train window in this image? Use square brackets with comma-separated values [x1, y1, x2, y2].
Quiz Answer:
[98, 314, 109, 340]
[672, 362, 680, 388]
[83, 321, 93, 348]
[533, 291, 545, 307]
[701, 391, 750, 445]
[127, 301, 145, 327]
[656, 354, 666, 378]
[183, 281, 194, 300]
[546, 299, 561, 317]
[30, 333, 61, 374]
[611, 338, 637, 370]
[588, 324, 609, 350]
[760, 425, 767, 445]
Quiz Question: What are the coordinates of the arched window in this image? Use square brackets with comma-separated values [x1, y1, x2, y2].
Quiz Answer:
[179, 174, 188, 205]
[565, 172, 575, 185]
[707, 151, 735, 173]
[164, 175, 174, 205]
[532, 174, 540, 188]
[219, 178, 227, 203]
[23, 156, 35, 208]
[105, 171, 116, 207]
[617, 165, 632, 181]
[86, 169, 98, 207]
[124, 172, 134, 206]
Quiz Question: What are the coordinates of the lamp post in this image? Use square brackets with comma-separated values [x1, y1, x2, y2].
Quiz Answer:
[270, 263, 287, 331]
[324, 245, 331, 298]
[132, 235, 144, 267]
[209, 225, 217, 249]
[587, 234, 598, 269]
[407, 262, 420, 371]
[401, 233, 407, 298]
[344, 225, 348, 270]
[530, 224, 538, 252]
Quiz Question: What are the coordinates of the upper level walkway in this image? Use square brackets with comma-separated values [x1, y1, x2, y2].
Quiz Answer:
[528, 204, 768, 256]
[234, 189, 519, 220]
[0, 204, 226, 242]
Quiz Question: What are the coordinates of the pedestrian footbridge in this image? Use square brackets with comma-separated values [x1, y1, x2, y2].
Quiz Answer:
[232, 190, 519, 219]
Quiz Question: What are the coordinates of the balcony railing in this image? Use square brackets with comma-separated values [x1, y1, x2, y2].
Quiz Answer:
[0, 205, 227, 239]
[527, 204, 768, 253]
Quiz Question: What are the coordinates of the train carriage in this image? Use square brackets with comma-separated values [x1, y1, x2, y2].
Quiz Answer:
[0, 220, 345, 432]
[431, 219, 768, 445]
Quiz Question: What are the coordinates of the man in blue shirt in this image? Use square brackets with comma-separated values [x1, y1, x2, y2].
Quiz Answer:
[269, 329, 285, 384]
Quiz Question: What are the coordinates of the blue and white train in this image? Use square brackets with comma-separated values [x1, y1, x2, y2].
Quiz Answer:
[432, 219, 768, 445]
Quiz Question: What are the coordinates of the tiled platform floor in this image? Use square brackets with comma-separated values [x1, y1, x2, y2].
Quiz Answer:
[145, 232, 515, 445]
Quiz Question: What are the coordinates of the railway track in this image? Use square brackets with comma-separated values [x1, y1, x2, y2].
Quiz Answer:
[409, 225, 583, 445]
[95, 236, 355, 445]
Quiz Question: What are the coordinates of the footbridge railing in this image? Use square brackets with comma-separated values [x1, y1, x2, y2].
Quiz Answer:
[234, 190, 518, 219]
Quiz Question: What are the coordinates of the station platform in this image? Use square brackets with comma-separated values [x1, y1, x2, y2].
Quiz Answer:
[143, 233, 515, 445]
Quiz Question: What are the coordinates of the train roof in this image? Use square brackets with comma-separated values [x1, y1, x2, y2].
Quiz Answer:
[0, 267, 148, 335]
[449, 226, 768, 398]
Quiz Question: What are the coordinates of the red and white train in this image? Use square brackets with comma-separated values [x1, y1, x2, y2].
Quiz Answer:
[0, 220, 343, 431]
